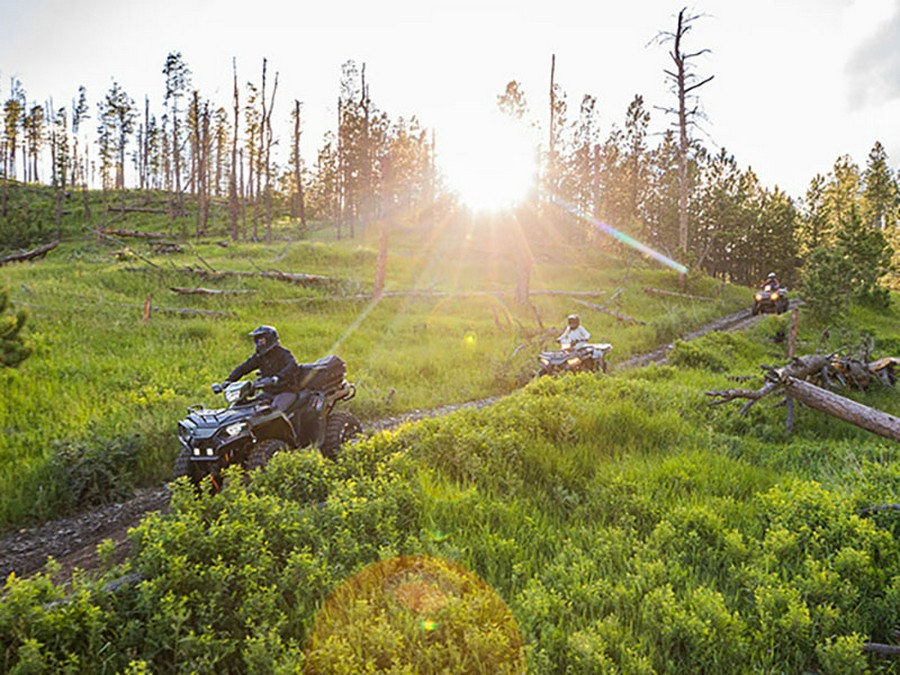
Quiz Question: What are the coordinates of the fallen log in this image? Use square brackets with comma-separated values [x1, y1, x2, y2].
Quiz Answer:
[0, 240, 59, 266]
[170, 287, 256, 296]
[102, 228, 168, 239]
[124, 266, 333, 286]
[783, 377, 900, 442]
[264, 289, 609, 303]
[119, 207, 169, 214]
[152, 306, 236, 318]
[643, 287, 713, 301]
[707, 354, 900, 442]
[863, 643, 900, 658]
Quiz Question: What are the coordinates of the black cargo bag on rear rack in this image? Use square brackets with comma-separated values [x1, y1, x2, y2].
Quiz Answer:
[297, 355, 346, 392]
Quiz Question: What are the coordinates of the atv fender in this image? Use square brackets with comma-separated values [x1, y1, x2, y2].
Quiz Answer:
[251, 411, 297, 446]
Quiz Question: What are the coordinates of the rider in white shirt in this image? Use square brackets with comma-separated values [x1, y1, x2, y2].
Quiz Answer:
[558, 314, 591, 347]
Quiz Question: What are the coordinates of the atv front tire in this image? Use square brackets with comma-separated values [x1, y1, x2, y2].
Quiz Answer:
[172, 448, 209, 493]
[321, 411, 363, 460]
[247, 438, 289, 472]
[173, 448, 192, 480]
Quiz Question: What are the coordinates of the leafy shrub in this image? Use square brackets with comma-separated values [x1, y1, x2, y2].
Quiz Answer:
[48, 434, 140, 508]
[304, 555, 526, 673]
[0, 285, 32, 368]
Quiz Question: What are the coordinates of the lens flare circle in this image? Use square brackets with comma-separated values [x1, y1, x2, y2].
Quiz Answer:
[305, 555, 526, 673]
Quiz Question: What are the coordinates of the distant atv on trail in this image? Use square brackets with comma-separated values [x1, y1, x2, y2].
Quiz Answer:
[536, 341, 613, 377]
[174, 355, 361, 492]
[752, 282, 789, 316]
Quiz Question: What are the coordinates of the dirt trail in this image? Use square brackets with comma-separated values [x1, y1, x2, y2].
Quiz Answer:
[0, 306, 761, 583]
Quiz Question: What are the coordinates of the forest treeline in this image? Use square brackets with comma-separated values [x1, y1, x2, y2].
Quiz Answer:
[1, 28, 898, 298]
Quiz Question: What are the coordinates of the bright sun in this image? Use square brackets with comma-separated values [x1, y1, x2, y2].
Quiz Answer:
[440, 110, 538, 213]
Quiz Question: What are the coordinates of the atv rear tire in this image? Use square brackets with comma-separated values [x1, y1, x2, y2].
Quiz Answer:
[321, 411, 363, 460]
[247, 438, 289, 472]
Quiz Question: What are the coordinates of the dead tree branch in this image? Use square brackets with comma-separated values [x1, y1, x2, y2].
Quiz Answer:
[102, 228, 168, 239]
[0, 240, 60, 266]
[170, 287, 257, 296]
[706, 354, 900, 442]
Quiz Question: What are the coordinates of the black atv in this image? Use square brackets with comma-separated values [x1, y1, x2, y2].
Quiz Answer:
[173, 355, 362, 491]
[752, 283, 789, 315]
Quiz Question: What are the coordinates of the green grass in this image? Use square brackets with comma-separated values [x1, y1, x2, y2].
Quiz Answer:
[0, 196, 753, 530]
[1, 278, 899, 672]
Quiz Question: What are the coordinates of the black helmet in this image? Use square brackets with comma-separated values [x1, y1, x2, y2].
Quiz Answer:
[567, 314, 580, 329]
[249, 325, 279, 355]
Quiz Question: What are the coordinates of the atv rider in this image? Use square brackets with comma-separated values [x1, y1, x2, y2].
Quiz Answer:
[222, 325, 300, 412]
[760, 272, 781, 291]
[558, 314, 591, 348]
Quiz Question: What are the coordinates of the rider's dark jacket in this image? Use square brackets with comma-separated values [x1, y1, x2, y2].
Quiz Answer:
[228, 345, 299, 393]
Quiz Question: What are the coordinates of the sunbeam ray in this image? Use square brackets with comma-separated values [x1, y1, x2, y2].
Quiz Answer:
[549, 195, 689, 275]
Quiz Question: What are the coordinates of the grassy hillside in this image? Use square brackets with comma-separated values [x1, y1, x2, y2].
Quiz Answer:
[2, 307, 899, 672]
[0, 203, 748, 530]
[3, 186, 900, 672]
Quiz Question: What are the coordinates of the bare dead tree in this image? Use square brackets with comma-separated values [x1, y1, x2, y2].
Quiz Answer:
[291, 99, 307, 231]
[360, 63, 371, 238]
[547, 53, 557, 199]
[336, 96, 343, 240]
[229, 58, 240, 241]
[263, 66, 279, 242]
[651, 7, 714, 257]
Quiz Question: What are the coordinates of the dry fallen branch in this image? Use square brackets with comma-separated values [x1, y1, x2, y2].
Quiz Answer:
[124, 265, 333, 286]
[862, 643, 900, 658]
[102, 227, 168, 239]
[0, 240, 59, 266]
[152, 306, 236, 318]
[265, 289, 608, 304]
[170, 287, 257, 296]
[857, 504, 900, 515]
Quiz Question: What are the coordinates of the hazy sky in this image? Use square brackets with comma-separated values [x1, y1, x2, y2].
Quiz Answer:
[1, 0, 898, 203]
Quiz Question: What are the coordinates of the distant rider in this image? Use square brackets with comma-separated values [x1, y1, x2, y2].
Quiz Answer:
[761, 272, 781, 291]
[220, 325, 300, 412]
[558, 314, 591, 348]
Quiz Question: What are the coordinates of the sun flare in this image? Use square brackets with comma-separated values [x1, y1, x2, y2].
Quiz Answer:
[440, 110, 538, 213]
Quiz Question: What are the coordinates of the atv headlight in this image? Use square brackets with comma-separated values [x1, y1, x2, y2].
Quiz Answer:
[539, 357, 549, 365]
[193, 448, 201, 456]
[225, 421, 248, 437]
[754, 293, 763, 301]
[566, 356, 582, 366]
[224, 388, 242, 404]
[770, 293, 779, 301]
